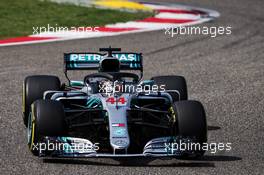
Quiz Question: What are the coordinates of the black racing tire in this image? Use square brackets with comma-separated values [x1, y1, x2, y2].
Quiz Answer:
[151, 75, 188, 101]
[172, 100, 207, 157]
[28, 100, 66, 156]
[22, 75, 60, 126]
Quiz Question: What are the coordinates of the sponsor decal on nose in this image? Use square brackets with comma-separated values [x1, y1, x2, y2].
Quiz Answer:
[112, 123, 125, 127]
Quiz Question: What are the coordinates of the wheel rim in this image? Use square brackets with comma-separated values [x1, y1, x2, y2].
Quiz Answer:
[27, 112, 32, 145]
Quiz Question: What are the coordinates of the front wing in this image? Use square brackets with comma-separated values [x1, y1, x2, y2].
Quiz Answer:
[36, 136, 199, 158]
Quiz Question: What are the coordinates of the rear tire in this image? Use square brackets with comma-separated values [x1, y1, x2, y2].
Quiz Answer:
[28, 100, 66, 156]
[151, 75, 188, 101]
[172, 100, 207, 157]
[22, 75, 60, 126]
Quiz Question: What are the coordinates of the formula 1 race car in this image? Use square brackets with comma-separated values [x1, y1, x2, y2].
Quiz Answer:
[22, 47, 207, 158]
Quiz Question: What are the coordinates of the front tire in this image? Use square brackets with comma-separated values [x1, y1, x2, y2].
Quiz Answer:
[28, 100, 66, 156]
[172, 100, 207, 157]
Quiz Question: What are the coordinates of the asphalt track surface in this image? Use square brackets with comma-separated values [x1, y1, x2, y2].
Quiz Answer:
[0, 0, 263, 174]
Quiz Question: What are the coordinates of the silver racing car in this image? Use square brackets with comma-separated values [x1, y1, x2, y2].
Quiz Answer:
[22, 47, 207, 158]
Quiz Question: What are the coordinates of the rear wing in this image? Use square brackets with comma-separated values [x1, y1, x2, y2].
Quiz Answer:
[63, 52, 143, 83]
[64, 53, 143, 71]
